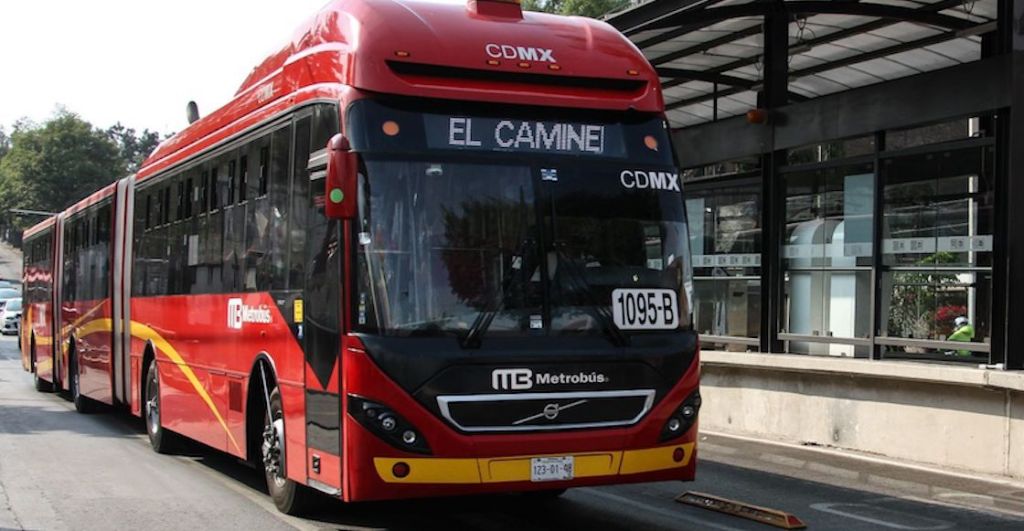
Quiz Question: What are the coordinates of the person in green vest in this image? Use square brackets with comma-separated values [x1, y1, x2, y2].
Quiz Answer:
[948, 316, 975, 356]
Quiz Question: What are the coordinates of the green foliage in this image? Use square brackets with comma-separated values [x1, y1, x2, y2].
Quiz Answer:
[106, 123, 164, 174]
[886, 251, 965, 341]
[522, 0, 631, 18]
[0, 109, 166, 236]
[0, 127, 9, 160]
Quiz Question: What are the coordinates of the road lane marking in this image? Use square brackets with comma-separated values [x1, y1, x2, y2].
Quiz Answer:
[579, 488, 746, 531]
[810, 502, 954, 530]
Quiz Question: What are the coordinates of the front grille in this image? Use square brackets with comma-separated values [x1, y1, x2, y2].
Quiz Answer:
[437, 390, 655, 433]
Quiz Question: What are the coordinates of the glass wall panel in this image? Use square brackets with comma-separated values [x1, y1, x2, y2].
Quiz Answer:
[686, 177, 761, 351]
[879, 145, 994, 361]
[781, 163, 874, 358]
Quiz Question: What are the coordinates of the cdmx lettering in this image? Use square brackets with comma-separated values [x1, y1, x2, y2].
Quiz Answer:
[620, 169, 680, 192]
[485, 43, 557, 63]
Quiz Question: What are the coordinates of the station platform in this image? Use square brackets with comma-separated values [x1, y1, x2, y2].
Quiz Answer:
[700, 350, 1024, 481]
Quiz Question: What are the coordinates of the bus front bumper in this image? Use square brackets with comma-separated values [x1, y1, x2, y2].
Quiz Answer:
[372, 443, 694, 485]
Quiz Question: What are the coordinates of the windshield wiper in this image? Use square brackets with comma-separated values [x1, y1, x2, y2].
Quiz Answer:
[459, 238, 533, 349]
[552, 245, 629, 348]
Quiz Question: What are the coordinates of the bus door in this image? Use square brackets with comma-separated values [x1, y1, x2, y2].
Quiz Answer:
[298, 112, 343, 494]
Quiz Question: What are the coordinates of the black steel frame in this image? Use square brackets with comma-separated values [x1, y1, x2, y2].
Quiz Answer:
[647, 0, 1024, 368]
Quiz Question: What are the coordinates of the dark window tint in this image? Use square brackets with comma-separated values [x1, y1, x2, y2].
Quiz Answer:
[239, 155, 248, 202]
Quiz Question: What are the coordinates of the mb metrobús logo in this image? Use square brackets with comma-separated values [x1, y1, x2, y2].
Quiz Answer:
[227, 298, 273, 330]
[491, 368, 609, 390]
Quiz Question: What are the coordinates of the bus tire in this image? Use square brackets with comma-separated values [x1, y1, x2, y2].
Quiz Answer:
[70, 346, 97, 414]
[144, 360, 177, 454]
[31, 339, 51, 392]
[263, 387, 313, 515]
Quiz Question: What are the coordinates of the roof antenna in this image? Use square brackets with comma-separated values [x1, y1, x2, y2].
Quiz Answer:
[186, 101, 200, 124]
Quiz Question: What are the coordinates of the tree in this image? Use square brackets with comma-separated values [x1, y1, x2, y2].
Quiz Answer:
[522, 0, 631, 18]
[0, 110, 124, 231]
[0, 127, 9, 161]
[106, 122, 164, 174]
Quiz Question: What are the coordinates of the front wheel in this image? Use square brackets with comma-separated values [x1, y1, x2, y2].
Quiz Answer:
[144, 360, 177, 453]
[31, 342, 51, 392]
[70, 348, 96, 413]
[263, 387, 314, 515]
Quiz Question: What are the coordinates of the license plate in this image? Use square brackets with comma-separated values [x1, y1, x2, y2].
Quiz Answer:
[612, 288, 679, 330]
[530, 456, 574, 482]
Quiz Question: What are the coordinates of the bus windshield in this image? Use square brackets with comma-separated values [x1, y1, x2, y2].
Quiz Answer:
[350, 100, 693, 343]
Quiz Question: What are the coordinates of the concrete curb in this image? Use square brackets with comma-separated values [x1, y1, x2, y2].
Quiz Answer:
[702, 350, 1023, 392]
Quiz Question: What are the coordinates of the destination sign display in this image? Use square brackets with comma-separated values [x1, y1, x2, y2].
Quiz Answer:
[424, 115, 626, 157]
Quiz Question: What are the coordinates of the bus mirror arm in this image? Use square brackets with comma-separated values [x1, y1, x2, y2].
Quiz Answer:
[325, 133, 358, 220]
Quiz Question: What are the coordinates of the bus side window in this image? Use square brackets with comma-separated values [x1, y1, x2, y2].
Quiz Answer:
[244, 135, 271, 292]
[312, 103, 339, 151]
[238, 155, 248, 203]
[266, 125, 292, 290]
[289, 115, 312, 290]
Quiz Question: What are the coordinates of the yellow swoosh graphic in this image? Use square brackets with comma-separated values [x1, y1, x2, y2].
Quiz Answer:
[24, 305, 53, 346]
[76, 318, 242, 454]
[62, 300, 106, 335]
[58, 302, 107, 358]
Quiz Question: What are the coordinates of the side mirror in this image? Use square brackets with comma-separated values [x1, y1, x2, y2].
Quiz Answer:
[325, 133, 358, 219]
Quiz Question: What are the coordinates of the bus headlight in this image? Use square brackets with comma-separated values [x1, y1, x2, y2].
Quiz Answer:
[660, 389, 701, 442]
[348, 395, 431, 454]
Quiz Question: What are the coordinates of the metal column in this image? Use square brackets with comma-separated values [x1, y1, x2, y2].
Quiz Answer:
[759, 0, 788, 354]
[995, 0, 1024, 368]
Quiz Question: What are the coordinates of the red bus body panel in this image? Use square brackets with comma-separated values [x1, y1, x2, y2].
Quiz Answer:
[21, 217, 57, 377]
[340, 338, 699, 501]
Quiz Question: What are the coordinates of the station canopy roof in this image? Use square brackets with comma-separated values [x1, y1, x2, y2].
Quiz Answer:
[606, 0, 998, 129]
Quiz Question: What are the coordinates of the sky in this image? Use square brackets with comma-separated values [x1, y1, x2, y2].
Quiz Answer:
[0, 0, 330, 136]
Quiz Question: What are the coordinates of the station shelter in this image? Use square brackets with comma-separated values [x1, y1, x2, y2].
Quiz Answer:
[609, 0, 1024, 369]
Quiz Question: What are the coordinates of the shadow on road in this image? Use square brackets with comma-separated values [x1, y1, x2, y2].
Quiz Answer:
[0, 400, 145, 440]
[188, 445, 663, 531]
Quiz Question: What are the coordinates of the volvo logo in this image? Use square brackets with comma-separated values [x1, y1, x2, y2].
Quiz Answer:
[513, 399, 588, 426]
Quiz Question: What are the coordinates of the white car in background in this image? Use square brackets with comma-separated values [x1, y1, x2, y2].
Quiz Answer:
[0, 288, 19, 311]
[1, 297, 21, 335]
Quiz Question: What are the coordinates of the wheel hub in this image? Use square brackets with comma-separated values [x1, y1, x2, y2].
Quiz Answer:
[262, 418, 286, 484]
[146, 394, 159, 434]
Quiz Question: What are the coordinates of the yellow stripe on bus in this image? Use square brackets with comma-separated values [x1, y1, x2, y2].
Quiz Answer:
[372, 443, 695, 484]
[73, 318, 242, 455]
[62, 301, 106, 335]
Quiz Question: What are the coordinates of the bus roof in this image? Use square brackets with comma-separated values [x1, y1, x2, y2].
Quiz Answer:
[139, 0, 660, 182]
[63, 181, 117, 217]
[23, 216, 56, 240]
[236, 0, 660, 110]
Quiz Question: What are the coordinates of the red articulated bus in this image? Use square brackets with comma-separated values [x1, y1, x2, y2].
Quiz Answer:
[22, 0, 700, 514]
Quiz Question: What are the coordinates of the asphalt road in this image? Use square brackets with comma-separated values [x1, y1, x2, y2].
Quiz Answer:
[2, 334, 1024, 531]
